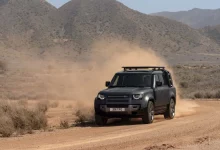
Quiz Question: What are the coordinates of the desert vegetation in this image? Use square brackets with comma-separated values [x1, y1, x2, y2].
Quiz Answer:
[0, 60, 6, 74]
[60, 120, 70, 129]
[173, 65, 220, 99]
[74, 109, 95, 126]
[0, 100, 48, 137]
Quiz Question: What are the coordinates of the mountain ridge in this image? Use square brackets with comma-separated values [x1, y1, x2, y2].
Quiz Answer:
[152, 8, 220, 28]
[0, 0, 220, 63]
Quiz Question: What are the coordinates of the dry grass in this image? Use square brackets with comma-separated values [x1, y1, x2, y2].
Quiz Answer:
[74, 109, 94, 126]
[60, 120, 69, 129]
[37, 100, 49, 113]
[49, 101, 59, 108]
[66, 104, 73, 108]
[0, 60, 6, 74]
[0, 100, 48, 137]
[173, 65, 220, 99]
[192, 91, 220, 99]
[0, 116, 15, 137]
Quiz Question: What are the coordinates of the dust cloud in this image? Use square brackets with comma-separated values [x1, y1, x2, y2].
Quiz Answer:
[3, 40, 198, 118]
[45, 40, 198, 117]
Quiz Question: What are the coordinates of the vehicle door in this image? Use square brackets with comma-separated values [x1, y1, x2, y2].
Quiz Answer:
[158, 73, 170, 106]
[154, 74, 164, 107]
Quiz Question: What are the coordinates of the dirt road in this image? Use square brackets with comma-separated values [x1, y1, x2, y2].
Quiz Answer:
[1, 100, 220, 150]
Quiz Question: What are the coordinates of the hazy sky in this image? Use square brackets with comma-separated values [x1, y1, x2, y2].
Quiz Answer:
[47, 0, 220, 14]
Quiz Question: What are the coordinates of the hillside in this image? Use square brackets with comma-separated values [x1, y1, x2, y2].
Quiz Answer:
[0, 0, 58, 47]
[0, 0, 220, 64]
[201, 25, 220, 45]
[152, 8, 220, 29]
[54, 0, 220, 56]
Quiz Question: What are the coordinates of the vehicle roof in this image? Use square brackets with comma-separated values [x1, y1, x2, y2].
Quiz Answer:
[116, 70, 165, 74]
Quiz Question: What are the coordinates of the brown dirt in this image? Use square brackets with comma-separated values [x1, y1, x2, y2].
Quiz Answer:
[0, 100, 220, 150]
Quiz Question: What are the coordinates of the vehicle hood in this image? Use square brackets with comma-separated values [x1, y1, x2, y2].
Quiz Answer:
[99, 87, 152, 95]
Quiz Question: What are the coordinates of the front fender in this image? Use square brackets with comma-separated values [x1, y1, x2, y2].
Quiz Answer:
[169, 88, 176, 103]
[141, 93, 155, 109]
[94, 98, 106, 112]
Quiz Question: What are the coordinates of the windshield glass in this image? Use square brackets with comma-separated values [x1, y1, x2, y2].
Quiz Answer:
[110, 74, 152, 87]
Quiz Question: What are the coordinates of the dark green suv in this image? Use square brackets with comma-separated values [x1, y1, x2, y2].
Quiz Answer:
[94, 66, 176, 125]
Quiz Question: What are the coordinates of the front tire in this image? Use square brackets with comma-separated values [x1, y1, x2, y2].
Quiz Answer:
[142, 101, 154, 124]
[95, 114, 108, 126]
[164, 98, 175, 119]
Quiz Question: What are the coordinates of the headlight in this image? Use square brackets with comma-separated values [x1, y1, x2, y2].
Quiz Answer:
[145, 96, 149, 101]
[98, 94, 105, 100]
[133, 94, 143, 100]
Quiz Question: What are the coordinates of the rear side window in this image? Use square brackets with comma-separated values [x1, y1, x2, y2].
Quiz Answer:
[158, 74, 164, 85]
[158, 73, 168, 86]
[162, 73, 168, 85]
[167, 73, 173, 87]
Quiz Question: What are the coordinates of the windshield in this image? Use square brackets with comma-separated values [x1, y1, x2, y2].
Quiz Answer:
[110, 73, 152, 87]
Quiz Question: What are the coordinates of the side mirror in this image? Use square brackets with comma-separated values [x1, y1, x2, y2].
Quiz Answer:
[156, 81, 162, 87]
[105, 81, 110, 87]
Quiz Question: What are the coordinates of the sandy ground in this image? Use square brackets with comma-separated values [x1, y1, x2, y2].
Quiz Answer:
[0, 100, 220, 150]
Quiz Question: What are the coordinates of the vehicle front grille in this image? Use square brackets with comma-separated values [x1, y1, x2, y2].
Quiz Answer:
[107, 95, 130, 103]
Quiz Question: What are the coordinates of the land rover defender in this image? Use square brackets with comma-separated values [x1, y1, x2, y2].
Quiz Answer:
[94, 66, 176, 126]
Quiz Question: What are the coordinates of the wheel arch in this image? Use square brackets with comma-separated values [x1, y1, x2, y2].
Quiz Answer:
[170, 96, 176, 105]
[169, 91, 176, 105]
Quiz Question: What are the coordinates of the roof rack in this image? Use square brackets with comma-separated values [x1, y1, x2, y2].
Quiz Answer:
[122, 66, 165, 71]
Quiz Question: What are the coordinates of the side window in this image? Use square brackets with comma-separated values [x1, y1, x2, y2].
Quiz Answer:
[168, 73, 173, 87]
[112, 75, 119, 86]
[158, 74, 164, 85]
[162, 73, 168, 85]
[155, 74, 160, 84]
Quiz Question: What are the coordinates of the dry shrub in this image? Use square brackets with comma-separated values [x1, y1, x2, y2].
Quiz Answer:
[74, 109, 94, 126]
[173, 65, 220, 99]
[203, 92, 213, 99]
[27, 110, 47, 130]
[215, 91, 220, 98]
[0, 100, 48, 137]
[0, 60, 6, 74]
[0, 116, 15, 137]
[18, 100, 28, 107]
[60, 120, 69, 129]
[193, 92, 204, 99]
[37, 100, 49, 113]
[193, 91, 220, 99]
[179, 82, 188, 88]
[49, 101, 59, 108]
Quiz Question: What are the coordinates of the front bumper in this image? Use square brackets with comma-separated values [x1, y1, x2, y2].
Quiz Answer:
[94, 94, 149, 118]
[100, 104, 140, 113]
[95, 104, 145, 117]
